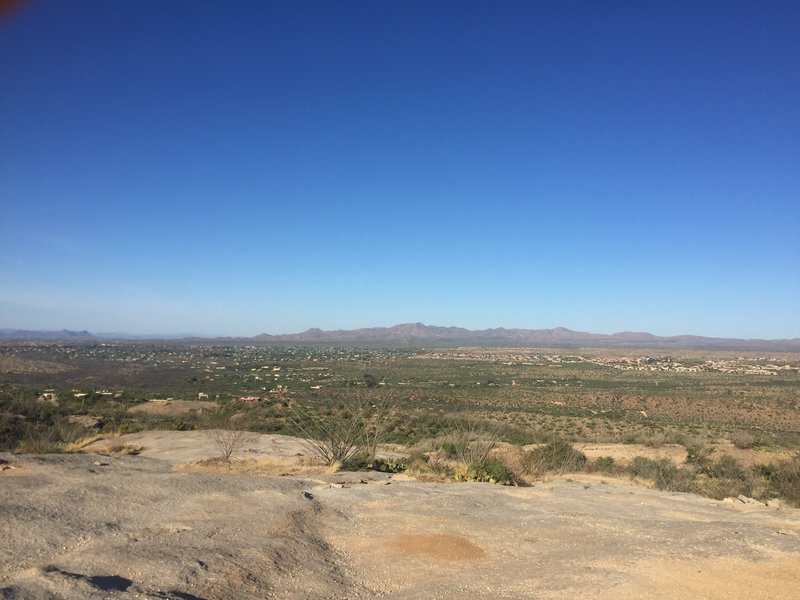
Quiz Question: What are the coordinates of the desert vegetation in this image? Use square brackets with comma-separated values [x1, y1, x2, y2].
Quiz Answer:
[2, 342, 799, 505]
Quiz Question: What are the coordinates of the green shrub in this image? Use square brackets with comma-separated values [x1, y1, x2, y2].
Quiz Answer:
[629, 456, 695, 493]
[15, 438, 63, 454]
[371, 457, 408, 473]
[592, 456, 617, 473]
[695, 455, 757, 499]
[466, 459, 515, 485]
[630, 456, 666, 478]
[164, 419, 193, 431]
[685, 445, 712, 467]
[766, 454, 800, 507]
[528, 440, 587, 475]
[440, 442, 458, 458]
[339, 453, 371, 471]
[706, 455, 747, 480]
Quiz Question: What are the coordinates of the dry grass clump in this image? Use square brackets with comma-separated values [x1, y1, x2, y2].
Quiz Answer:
[62, 433, 116, 453]
[105, 443, 143, 455]
[491, 445, 536, 485]
[447, 419, 501, 466]
[14, 439, 62, 454]
[762, 453, 800, 507]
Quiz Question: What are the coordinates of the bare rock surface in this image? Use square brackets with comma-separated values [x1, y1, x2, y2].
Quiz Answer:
[1, 431, 799, 599]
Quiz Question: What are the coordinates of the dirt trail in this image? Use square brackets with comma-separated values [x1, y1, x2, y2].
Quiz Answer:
[1, 431, 799, 599]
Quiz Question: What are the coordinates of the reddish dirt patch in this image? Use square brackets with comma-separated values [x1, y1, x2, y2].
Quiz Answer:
[387, 533, 485, 560]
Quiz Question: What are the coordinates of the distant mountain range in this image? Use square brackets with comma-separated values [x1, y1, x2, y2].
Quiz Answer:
[0, 329, 96, 340]
[253, 323, 800, 351]
[0, 329, 193, 341]
[5, 323, 796, 350]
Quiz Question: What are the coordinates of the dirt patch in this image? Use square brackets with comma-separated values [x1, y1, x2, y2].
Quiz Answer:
[127, 399, 217, 416]
[80, 430, 311, 464]
[387, 533, 485, 560]
[575, 442, 688, 465]
[710, 440, 796, 467]
[0, 458, 24, 476]
[601, 553, 800, 600]
[68, 415, 103, 428]
[177, 456, 334, 477]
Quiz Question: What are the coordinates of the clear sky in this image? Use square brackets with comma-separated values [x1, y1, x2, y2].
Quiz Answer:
[1, 1, 798, 339]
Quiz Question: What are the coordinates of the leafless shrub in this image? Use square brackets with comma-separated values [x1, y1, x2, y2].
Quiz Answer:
[205, 419, 258, 462]
[361, 390, 397, 459]
[288, 390, 397, 465]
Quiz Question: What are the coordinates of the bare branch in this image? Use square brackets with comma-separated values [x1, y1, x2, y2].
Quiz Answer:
[288, 391, 397, 465]
[205, 419, 258, 461]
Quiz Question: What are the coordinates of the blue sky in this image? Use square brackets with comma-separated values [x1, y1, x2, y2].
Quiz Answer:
[1, 1, 798, 338]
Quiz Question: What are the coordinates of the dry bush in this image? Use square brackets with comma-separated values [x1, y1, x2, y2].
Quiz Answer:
[690, 454, 759, 500]
[288, 391, 397, 466]
[731, 432, 757, 450]
[14, 425, 62, 454]
[205, 419, 258, 461]
[184, 455, 334, 476]
[288, 402, 366, 465]
[765, 453, 800, 507]
[360, 389, 398, 459]
[405, 451, 458, 482]
[527, 440, 588, 476]
[492, 445, 535, 485]
[447, 419, 501, 467]
[629, 456, 695, 493]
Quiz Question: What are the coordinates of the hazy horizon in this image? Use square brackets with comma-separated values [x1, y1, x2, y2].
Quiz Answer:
[2, 2, 798, 339]
[2, 321, 800, 342]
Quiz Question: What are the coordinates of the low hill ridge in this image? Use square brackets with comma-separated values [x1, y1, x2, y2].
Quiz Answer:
[254, 323, 800, 350]
[3, 324, 798, 350]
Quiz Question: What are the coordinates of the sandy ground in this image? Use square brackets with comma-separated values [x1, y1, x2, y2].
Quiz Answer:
[1, 431, 799, 599]
[127, 400, 218, 416]
[574, 442, 688, 465]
